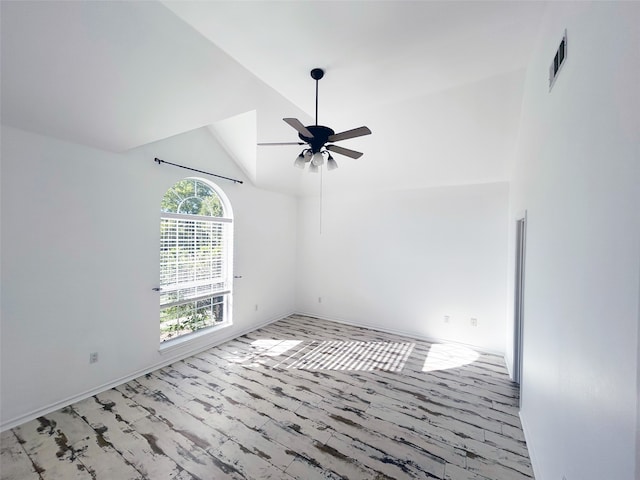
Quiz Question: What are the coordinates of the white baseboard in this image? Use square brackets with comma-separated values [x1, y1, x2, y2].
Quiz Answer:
[294, 310, 506, 357]
[519, 410, 540, 480]
[0, 312, 290, 432]
[504, 352, 514, 380]
[1, 310, 505, 432]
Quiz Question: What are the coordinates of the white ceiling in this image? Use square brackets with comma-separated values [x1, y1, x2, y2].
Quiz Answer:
[1, 1, 548, 196]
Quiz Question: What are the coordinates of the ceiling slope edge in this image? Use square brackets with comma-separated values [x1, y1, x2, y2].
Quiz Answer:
[0, 0, 300, 154]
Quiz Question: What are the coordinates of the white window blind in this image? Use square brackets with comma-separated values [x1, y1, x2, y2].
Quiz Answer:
[159, 216, 229, 307]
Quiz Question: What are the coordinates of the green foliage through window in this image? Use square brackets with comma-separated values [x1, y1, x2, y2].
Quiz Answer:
[160, 296, 225, 342]
[161, 178, 224, 217]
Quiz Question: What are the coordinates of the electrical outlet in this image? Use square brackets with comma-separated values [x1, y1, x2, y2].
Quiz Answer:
[89, 352, 98, 364]
[470, 318, 478, 327]
[444, 315, 450, 323]
[254, 304, 258, 311]
[318, 297, 322, 303]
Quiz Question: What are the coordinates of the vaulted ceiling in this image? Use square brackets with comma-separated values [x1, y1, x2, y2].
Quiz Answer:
[1, 1, 547, 196]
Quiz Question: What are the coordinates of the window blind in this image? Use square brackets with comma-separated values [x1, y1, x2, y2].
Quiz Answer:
[159, 216, 228, 307]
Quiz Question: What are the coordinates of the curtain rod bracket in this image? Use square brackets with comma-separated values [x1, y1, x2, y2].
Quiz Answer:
[154, 157, 243, 185]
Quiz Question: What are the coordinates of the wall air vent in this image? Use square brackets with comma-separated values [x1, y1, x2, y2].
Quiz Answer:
[549, 29, 567, 91]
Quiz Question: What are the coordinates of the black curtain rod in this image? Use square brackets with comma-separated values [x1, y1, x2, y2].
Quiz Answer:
[154, 157, 243, 185]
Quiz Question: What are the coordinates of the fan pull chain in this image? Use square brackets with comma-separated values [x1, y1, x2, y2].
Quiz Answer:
[319, 166, 323, 235]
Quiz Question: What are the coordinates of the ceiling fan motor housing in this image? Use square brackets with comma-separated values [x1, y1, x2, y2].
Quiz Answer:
[299, 125, 334, 153]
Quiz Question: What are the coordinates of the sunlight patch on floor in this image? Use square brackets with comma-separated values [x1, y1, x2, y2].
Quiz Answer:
[250, 339, 303, 356]
[422, 343, 479, 372]
[219, 339, 304, 364]
[226, 338, 302, 365]
[282, 340, 415, 372]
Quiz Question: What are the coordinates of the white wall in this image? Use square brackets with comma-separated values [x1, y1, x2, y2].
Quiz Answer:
[296, 182, 509, 353]
[510, 3, 640, 479]
[0, 125, 297, 429]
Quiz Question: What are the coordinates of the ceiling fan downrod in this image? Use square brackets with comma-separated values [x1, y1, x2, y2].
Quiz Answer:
[310, 68, 324, 125]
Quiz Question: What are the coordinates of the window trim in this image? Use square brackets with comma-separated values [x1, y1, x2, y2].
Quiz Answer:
[161, 211, 233, 223]
[158, 177, 234, 348]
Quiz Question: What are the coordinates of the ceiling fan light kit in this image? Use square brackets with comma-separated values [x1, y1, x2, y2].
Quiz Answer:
[258, 68, 371, 172]
[294, 152, 307, 169]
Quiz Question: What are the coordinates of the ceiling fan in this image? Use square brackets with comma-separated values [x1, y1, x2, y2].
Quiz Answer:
[258, 68, 371, 172]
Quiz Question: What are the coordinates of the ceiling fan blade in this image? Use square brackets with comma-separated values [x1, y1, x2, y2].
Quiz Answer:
[283, 118, 314, 138]
[326, 144, 364, 159]
[257, 142, 306, 146]
[328, 126, 371, 142]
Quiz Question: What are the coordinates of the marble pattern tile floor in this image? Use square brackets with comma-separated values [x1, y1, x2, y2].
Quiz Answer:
[0, 315, 534, 479]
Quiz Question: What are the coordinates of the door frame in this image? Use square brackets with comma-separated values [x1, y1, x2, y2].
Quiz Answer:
[513, 212, 527, 388]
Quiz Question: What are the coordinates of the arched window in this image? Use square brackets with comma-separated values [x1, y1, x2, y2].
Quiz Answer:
[159, 178, 233, 343]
